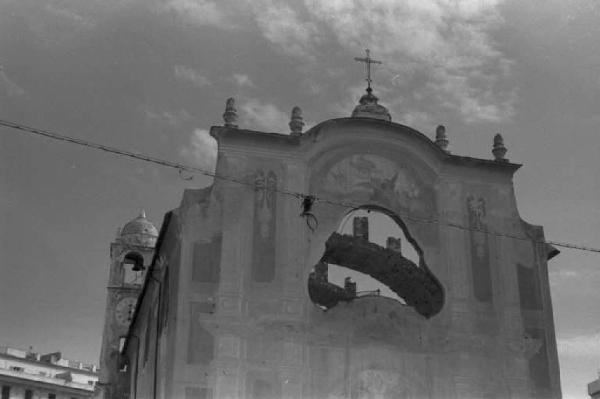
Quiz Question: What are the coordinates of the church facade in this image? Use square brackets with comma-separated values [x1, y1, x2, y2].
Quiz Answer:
[103, 88, 561, 399]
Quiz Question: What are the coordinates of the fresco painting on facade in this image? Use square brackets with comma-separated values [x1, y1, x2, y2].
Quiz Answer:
[322, 154, 433, 216]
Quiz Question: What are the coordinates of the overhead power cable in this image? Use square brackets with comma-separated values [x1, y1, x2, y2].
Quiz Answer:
[2, 118, 599, 254]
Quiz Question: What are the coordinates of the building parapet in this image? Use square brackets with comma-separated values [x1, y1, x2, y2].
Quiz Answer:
[0, 346, 97, 373]
[0, 368, 95, 392]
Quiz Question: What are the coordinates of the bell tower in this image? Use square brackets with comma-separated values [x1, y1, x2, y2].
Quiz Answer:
[99, 211, 158, 399]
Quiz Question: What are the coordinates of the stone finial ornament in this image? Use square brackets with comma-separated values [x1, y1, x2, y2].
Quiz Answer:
[289, 106, 304, 136]
[223, 97, 238, 128]
[435, 125, 449, 152]
[492, 133, 508, 162]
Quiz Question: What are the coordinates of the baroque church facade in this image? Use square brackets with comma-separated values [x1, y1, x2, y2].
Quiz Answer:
[100, 85, 561, 398]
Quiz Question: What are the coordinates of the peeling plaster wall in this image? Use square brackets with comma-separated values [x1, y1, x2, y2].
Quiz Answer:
[127, 118, 560, 399]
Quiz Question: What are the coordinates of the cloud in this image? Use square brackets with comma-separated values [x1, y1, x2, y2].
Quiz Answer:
[0, 66, 26, 97]
[162, 0, 226, 27]
[550, 269, 580, 280]
[248, 0, 320, 59]
[180, 129, 218, 171]
[44, 4, 95, 29]
[304, 0, 515, 123]
[401, 110, 433, 130]
[238, 98, 290, 132]
[173, 65, 211, 88]
[144, 108, 192, 127]
[232, 73, 255, 87]
[558, 332, 600, 358]
[549, 267, 600, 288]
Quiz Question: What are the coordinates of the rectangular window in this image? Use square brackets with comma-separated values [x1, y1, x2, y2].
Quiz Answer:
[25, 389, 33, 399]
[2, 386, 10, 399]
[49, 394, 56, 399]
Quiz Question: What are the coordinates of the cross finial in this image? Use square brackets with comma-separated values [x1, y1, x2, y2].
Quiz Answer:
[354, 49, 382, 93]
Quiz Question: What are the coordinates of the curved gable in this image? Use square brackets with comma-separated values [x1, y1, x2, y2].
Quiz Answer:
[302, 118, 446, 174]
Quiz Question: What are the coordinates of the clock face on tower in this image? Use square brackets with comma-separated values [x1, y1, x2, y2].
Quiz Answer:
[114, 296, 137, 327]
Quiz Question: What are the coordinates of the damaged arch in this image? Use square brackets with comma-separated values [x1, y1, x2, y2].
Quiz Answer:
[308, 206, 444, 318]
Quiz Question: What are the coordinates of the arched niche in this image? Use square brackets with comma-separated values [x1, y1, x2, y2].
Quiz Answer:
[302, 118, 446, 178]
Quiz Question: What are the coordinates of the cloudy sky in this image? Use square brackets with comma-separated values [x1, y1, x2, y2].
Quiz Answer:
[0, 0, 599, 397]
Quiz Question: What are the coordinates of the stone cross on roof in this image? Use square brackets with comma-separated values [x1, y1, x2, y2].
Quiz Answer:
[354, 49, 382, 92]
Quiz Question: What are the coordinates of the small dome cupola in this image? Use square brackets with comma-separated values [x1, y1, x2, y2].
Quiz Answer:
[118, 211, 158, 247]
[351, 49, 391, 122]
[351, 88, 391, 122]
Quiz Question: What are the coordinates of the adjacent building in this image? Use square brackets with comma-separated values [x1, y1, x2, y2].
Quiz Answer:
[589, 375, 600, 398]
[102, 84, 562, 398]
[98, 212, 158, 399]
[0, 346, 98, 399]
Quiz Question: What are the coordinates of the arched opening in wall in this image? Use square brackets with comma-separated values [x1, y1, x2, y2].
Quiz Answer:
[123, 252, 145, 285]
[308, 207, 444, 318]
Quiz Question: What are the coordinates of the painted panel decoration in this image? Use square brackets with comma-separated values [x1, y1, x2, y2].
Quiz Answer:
[318, 154, 434, 215]
[467, 195, 492, 302]
[252, 170, 277, 282]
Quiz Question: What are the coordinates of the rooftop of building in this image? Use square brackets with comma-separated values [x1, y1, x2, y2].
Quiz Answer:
[0, 345, 98, 374]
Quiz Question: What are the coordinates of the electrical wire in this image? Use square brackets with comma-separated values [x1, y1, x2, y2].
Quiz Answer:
[2, 117, 599, 254]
